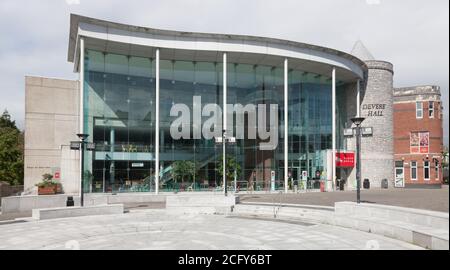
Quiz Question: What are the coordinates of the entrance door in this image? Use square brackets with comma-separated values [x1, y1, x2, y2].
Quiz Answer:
[394, 167, 404, 188]
[292, 168, 299, 182]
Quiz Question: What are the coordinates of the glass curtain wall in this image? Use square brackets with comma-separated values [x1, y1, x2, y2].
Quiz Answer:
[84, 50, 156, 193]
[82, 49, 347, 193]
[159, 59, 223, 191]
[227, 63, 284, 191]
[287, 70, 333, 190]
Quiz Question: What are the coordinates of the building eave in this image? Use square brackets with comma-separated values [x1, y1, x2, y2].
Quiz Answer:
[68, 14, 367, 79]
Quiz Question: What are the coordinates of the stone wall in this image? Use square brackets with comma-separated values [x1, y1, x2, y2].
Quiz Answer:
[0, 182, 24, 205]
[359, 61, 394, 188]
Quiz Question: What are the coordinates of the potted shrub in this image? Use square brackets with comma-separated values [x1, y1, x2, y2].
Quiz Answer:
[35, 173, 62, 195]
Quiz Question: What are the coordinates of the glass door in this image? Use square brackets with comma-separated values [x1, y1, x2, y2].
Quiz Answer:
[394, 162, 404, 188]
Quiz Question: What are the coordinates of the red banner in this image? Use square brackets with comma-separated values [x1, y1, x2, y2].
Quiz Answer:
[336, 152, 355, 168]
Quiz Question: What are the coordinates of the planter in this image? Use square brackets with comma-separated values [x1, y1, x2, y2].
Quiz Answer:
[38, 185, 56, 195]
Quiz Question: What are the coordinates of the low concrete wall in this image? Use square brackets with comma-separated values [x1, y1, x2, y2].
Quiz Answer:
[1, 193, 167, 214]
[1, 194, 81, 213]
[166, 194, 238, 214]
[166, 194, 237, 207]
[32, 204, 124, 220]
[86, 193, 166, 205]
[335, 202, 449, 230]
[334, 202, 449, 250]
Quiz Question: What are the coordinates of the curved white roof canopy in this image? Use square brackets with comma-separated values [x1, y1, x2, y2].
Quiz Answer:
[68, 14, 367, 82]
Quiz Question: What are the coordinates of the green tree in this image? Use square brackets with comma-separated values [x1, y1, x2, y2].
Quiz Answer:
[0, 110, 24, 185]
[172, 160, 197, 185]
[0, 110, 17, 129]
[216, 155, 241, 186]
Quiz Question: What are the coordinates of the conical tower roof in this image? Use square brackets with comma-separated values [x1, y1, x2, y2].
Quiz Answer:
[351, 40, 375, 61]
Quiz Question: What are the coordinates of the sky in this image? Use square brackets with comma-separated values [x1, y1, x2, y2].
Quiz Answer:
[0, 0, 448, 145]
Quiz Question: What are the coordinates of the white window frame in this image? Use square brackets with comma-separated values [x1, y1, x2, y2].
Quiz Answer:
[416, 101, 423, 119]
[410, 161, 417, 181]
[435, 160, 439, 181]
[424, 160, 430, 181]
[428, 101, 434, 118]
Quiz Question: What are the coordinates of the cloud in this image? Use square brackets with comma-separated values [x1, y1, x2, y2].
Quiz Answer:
[0, 0, 448, 145]
[366, 0, 381, 5]
[66, 0, 80, 5]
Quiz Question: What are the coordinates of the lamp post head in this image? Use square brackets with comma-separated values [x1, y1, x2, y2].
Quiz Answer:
[351, 117, 365, 127]
[77, 133, 89, 141]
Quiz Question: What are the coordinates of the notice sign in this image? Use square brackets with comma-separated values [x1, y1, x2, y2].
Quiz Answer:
[410, 132, 429, 154]
[336, 152, 355, 168]
[302, 171, 308, 181]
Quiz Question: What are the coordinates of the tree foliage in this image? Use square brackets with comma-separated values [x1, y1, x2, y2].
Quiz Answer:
[0, 110, 24, 185]
[171, 160, 197, 184]
[216, 155, 241, 185]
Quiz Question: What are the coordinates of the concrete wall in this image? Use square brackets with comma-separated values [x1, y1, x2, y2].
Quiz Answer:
[32, 204, 124, 220]
[1, 193, 167, 213]
[24, 76, 80, 194]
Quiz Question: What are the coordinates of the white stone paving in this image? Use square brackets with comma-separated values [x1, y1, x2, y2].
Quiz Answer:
[0, 210, 424, 250]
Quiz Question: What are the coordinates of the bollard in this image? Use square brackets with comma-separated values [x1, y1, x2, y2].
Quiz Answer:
[66, 196, 75, 207]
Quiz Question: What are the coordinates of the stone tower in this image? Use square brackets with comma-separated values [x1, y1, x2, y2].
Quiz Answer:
[351, 41, 394, 188]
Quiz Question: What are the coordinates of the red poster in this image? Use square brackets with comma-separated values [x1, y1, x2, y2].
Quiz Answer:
[419, 132, 429, 153]
[336, 152, 355, 168]
[411, 131, 429, 154]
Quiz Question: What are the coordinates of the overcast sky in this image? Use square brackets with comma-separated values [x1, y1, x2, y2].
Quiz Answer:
[0, 0, 448, 145]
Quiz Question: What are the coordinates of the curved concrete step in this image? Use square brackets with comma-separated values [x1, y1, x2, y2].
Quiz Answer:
[231, 202, 449, 250]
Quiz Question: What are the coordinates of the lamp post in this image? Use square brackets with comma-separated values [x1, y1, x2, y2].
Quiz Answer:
[77, 133, 89, 207]
[216, 133, 236, 197]
[351, 117, 365, 204]
[223, 129, 227, 197]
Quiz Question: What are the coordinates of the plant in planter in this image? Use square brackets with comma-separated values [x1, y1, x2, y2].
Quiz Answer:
[35, 173, 62, 195]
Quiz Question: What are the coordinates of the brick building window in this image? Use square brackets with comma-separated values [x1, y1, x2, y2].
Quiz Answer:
[424, 160, 430, 180]
[428, 101, 434, 118]
[435, 160, 439, 180]
[411, 161, 417, 180]
[416, 101, 423, 119]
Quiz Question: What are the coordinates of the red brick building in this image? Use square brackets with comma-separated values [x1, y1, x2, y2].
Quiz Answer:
[393, 86, 444, 188]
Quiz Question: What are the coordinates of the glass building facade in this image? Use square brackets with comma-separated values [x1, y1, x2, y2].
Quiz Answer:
[82, 49, 347, 193]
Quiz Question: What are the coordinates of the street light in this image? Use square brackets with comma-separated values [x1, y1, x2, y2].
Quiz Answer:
[215, 132, 236, 197]
[223, 129, 227, 196]
[77, 133, 89, 207]
[351, 117, 365, 204]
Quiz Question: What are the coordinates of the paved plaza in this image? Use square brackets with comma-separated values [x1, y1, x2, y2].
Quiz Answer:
[0, 210, 423, 250]
[240, 185, 450, 213]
